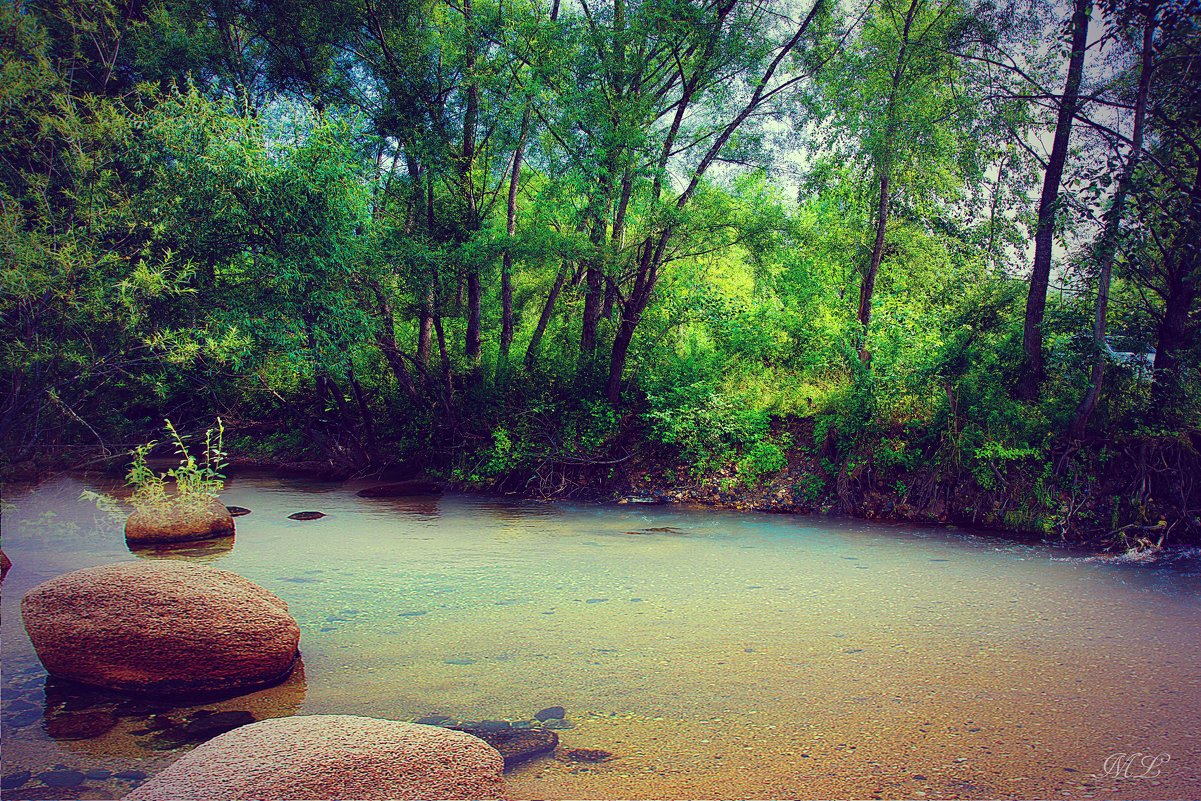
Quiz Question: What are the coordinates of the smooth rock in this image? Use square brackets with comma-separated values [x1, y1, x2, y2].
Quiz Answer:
[84, 769, 113, 781]
[287, 511, 325, 521]
[45, 711, 117, 740]
[357, 480, 442, 498]
[123, 715, 505, 800]
[534, 706, 566, 721]
[21, 561, 300, 697]
[225, 506, 251, 517]
[451, 724, 558, 769]
[1, 771, 31, 790]
[35, 769, 85, 788]
[125, 496, 234, 546]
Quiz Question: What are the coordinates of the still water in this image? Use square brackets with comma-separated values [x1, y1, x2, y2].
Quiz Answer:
[2, 474, 1201, 799]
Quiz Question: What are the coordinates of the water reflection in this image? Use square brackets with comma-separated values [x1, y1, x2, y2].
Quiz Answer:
[127, 535, 236, 563]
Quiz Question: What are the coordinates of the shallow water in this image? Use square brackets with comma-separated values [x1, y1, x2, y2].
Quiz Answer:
[3, 474, 1201, 799]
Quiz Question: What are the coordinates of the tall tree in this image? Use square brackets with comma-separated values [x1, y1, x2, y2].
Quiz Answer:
[1070, 0, 1157, 437]
[1018, 0, 1091, 401]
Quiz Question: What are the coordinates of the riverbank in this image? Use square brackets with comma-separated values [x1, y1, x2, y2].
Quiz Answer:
[4, 415, 1197, 551]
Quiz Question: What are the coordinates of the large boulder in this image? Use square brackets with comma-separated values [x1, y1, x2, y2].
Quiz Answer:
[122, 715, 507, 801]
[22, 561, 299, 697]
[125, 496, 235, 546]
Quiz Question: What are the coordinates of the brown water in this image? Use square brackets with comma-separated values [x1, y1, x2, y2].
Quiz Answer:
[2, 474, 1201, 799]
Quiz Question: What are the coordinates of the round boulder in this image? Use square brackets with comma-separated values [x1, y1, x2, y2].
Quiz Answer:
[123, 715, 507, 801]
[22, 561, 299, 697]
[125, 496, 235, 546]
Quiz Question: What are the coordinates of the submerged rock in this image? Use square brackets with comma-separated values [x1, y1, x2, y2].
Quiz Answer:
[288, 511, 326, 521]
[45, 711, 117, 740]
[21, 561, 300, 697]
[450, 724, 558, 768]
[1, 771, 31, 790]
[144, 710, 256, 750]
[565, 748, 613, 763]
[357, 480, 442, 498]
[123, 715, 506, 800]
[125, 496, 235, 546]
[35, 770, 84, 788]
[534, 706, 566, 721]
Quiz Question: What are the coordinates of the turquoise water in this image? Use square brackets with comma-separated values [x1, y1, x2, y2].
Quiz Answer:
[3, 474, 1201, 799]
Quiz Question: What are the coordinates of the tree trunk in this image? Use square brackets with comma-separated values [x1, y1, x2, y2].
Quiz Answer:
[1150, 162, 1201, 411]
[500, 107, 531, 368]
[858, 169, 890, 364]
[581, 213, 606, 357]
[1019, 0, 1091, 401]
[525, 260, 572, 371]
[1071, 14, 1154, 438]
[347, 364, 378, 452]
[461, 0, 482, 364]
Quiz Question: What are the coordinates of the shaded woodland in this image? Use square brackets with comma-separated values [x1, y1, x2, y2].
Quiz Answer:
[2, 0, 1199, 542]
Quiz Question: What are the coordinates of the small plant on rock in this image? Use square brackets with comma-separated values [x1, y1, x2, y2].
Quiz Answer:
[128, 419, 227, 513]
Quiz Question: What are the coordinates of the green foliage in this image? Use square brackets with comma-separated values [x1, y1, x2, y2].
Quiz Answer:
[127, 419, 227, 512]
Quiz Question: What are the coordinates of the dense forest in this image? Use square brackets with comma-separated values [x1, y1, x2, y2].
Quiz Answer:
[1, 0, 1199, 544]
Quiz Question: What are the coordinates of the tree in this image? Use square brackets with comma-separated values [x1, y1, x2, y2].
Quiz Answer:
[1018, 0, 1090, 401]
[1070, 0, 1157, 437]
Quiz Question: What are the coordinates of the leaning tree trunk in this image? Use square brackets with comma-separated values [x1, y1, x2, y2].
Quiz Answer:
[1019, 0, 1091, 401]
[1070, 14, 1155, 438]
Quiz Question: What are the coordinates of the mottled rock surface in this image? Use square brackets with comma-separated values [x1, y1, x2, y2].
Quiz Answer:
[450, 725, 558, 768]
[22, 561, 299, 696]
[123, 715, 506, 800]
[125, 497, 234, 545]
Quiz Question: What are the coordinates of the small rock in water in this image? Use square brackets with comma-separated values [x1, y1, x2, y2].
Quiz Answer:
[1, 771, 31, 790]
[565, 748, 613, 763]
[288, 511, 326, 521]
[45, 711, 117, 740]
[585, 598, 609, 604]
[114, 770, 148, 782]
[84, 769, 113, 781]
[629, 598, 643, 602]
[35, 770, 85, 788]
[399, 610, 428, 617]
[534, 706, 566, 721]
[444, 657, 476, 666]
[181, 710, 255, 739]
[225, 506, 252, 517]
[450, 726, 558, 768]
[623, 526, 690, 536]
